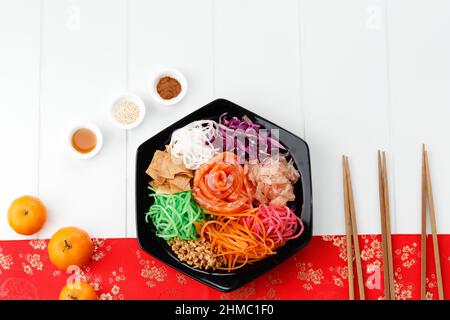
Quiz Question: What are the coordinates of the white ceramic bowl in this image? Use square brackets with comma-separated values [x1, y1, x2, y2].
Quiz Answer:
[67, 123, 103, 159]
[108, 93, 146, 130]
[150, 69, 188, 106]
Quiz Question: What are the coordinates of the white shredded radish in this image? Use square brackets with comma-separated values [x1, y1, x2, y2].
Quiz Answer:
[168, 120, 218, 170]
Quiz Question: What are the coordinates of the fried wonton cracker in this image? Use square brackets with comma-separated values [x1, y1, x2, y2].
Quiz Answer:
[146, 149, 193, 194]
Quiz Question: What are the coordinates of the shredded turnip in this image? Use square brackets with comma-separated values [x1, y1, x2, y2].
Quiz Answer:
[168, 120, 218, 170]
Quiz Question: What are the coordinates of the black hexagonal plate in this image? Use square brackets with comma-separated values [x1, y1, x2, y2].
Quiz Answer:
[136, 98, 312, 292]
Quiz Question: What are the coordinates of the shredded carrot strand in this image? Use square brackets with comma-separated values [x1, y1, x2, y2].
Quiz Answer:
[199, 209, 275, 271]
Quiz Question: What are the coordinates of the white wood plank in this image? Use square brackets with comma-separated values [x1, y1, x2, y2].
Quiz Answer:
[301, 0, 390, 235]
[39, 0, 127, 238]
[388, 0, 450, 233]
[0, 0, 41, 240]
[127, 0, 214, 236]
[214, 0, 303, 138]
[2, 0, 448, 240]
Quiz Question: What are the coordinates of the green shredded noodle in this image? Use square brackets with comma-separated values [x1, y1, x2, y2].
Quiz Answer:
[145, 187, 205, 241]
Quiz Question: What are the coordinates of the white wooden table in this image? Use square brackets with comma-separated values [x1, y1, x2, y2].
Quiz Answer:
[1, 0, 449, 240]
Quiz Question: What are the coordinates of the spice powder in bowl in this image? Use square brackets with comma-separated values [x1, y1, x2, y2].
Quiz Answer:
[157, 76, 182, 100]
[151, 69, 187, 106]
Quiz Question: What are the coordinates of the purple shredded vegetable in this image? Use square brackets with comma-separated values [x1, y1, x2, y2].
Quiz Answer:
[214, 113, 285, 162]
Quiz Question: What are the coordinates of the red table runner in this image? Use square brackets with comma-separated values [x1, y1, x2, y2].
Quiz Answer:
[0, 235, 449, 300]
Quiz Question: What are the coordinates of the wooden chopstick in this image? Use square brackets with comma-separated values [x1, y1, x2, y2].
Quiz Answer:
[420, 145, 427, 300]
[377, 151, 391, 299]
[382, 152, 395, 299]
[423, 146, 444, 300]
[342, 156, 355, 300]
[377, 151, 395, 299]
[344, 156, 365, 300]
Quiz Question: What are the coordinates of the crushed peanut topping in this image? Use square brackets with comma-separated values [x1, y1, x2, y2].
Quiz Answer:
[168, 237, 224, 270]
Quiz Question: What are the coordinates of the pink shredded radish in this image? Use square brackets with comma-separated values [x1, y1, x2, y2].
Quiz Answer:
[241, 205, 304, 247]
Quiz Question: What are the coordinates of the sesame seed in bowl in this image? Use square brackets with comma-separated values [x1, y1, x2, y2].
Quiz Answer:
[109, 93, 146, 130]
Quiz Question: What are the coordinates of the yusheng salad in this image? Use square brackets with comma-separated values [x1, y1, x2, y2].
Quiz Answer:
[145, 114, 304, 271]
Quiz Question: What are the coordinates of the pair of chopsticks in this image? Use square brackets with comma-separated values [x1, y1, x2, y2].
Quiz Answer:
[421, 145, 444, 300]
[342, 156, 365, 300]
[377, 151, 395, 300]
